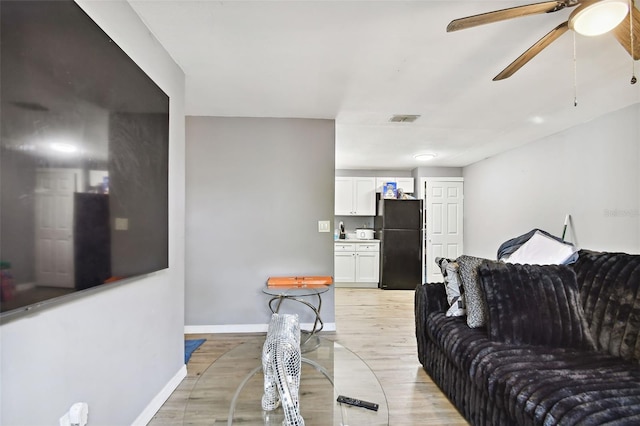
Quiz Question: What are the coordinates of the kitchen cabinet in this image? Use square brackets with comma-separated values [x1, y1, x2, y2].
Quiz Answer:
[334, 253, 356, 282]
[335, 177, 376, 216]
[375, 177, 415, 194]
[355, 244, 380, 282]
[334, 241, 380, 287]
[396, 178, 415, 194]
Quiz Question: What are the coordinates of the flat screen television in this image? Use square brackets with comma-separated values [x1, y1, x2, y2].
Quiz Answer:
[0, 0, 169, 320]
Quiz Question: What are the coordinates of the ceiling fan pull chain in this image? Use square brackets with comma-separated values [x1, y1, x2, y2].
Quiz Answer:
[631, 0, 637, 84]
[573, 32, 578, 106]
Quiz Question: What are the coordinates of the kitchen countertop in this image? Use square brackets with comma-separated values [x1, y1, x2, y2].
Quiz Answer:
[334, 239, 380, 243]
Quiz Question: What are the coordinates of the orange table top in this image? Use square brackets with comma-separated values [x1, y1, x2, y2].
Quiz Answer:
[267, 276, 333, 288]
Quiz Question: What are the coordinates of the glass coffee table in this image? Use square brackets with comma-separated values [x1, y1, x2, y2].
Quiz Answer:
[184, 336, 389, 425]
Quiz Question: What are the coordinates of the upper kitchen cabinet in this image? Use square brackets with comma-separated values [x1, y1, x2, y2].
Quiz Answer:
[375, 177, 414, 194]
[335, 177, 376, 216]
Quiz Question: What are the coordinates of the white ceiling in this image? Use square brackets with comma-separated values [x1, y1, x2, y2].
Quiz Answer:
[128, 0, 640, 170]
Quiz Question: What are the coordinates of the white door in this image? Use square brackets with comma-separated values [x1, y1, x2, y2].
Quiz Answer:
[35, 169, 81, 288]
[424, 179, 464, 283]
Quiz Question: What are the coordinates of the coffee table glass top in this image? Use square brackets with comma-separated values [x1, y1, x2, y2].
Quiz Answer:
[184, 336, 389, 425]
[262, 286, 330, 297]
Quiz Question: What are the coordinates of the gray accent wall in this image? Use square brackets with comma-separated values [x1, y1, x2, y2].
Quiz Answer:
[0, 1, 186, 425]
[463, 104, 640, 258]
[185, 117, 335, 328]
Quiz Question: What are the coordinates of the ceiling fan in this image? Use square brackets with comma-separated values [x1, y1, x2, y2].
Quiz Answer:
[447, 0, 640, 80]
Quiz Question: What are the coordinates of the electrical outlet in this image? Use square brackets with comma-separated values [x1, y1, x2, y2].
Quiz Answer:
[318, 220, 330, 232]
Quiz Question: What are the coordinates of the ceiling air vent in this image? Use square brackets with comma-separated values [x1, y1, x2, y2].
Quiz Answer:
[389, 114, 420, 123]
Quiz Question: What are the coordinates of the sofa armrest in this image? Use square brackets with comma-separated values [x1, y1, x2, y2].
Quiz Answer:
[415, 282, 448, 366]
[416, 282, 448, 315]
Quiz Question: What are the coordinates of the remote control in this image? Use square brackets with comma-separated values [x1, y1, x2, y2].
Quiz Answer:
[336, 395, 379, 411]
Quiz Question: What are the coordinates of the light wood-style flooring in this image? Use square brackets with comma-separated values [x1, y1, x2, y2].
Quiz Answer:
[149, 288, 467, 425]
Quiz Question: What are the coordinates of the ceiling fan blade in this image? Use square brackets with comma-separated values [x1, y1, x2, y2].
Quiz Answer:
[493, 21, 570, 80]
[612, 5, 640, 60]
[447, 1, 568, 32]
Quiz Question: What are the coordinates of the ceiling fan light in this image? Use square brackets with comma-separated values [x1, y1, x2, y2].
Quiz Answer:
[570, 0, 629, 37]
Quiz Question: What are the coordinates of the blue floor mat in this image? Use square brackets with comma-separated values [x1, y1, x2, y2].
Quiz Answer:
[184, 339, 206, 364]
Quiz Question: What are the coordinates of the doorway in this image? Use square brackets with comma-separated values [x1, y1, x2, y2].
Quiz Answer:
[420, 178, 464, 283]
[34, 168, 82, 288]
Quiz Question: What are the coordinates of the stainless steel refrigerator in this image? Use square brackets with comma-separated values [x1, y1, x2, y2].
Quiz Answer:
[374, 198, 423, 290]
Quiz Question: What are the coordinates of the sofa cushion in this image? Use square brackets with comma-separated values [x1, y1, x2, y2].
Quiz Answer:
[478, 262, 596, 350]
[426, 311, 498, 373]
[573, 250, 640, 363]
[471, 340, 640, 426]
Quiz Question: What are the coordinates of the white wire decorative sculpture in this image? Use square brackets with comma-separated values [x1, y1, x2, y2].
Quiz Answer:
[261, 313, 305, 426]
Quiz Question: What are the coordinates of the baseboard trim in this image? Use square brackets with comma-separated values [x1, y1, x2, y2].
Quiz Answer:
[131, 364, 187, 426]
[185, 322, 337, 334]
[334, 282, 378, 288]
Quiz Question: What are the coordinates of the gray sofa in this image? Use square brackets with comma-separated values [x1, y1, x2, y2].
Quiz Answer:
[415, 249, 640, 425]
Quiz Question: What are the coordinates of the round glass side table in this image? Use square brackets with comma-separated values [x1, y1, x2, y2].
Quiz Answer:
[262, 286, 330, 352]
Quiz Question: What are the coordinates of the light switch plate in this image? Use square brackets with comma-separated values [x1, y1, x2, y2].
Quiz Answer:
[318, 220, 330, 232]
[115, 217, 129, 231]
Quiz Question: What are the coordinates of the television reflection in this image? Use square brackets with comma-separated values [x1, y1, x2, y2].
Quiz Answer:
[0, 0, 169, 317]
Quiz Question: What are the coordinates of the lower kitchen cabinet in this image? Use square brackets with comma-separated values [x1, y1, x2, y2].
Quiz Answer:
[355, 251, 379, 282]
[334, 250, 356, 282]
[334, 241, 380, 288]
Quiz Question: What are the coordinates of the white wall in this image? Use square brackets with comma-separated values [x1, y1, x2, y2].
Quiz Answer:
[464, 104, 640, 259]
[185, 117, 335, 331]
[413, 166, 463, 178]
[0, 1, 186, 425]
[336, 169, 413, 177]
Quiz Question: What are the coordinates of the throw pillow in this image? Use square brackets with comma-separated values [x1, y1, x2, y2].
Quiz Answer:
[503, 230, 578, 265]
[478, 262, 596, 350]
[435, 257, 465, 317]
[457, 255, 496, 328]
